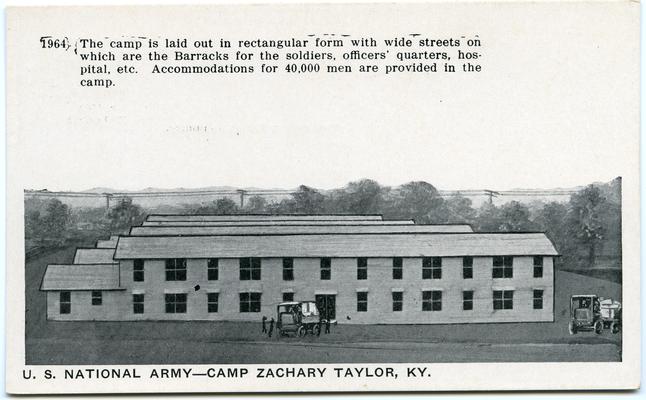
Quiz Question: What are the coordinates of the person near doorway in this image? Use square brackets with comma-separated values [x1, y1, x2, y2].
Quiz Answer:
[268, 317, 275, 338]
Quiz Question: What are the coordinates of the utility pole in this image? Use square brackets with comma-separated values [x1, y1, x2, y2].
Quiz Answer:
[104, 193, 113, 210]
[484, 190, 500, 204]
[237, 189, 246, 208]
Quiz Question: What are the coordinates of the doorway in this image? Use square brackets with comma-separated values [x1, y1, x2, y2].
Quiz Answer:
[315, 294, 336, 321]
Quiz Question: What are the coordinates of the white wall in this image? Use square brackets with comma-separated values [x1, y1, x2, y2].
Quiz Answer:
[46, 256, 554, 324]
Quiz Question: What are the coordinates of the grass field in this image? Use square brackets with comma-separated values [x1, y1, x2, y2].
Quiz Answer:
[25, 246, 622, 364]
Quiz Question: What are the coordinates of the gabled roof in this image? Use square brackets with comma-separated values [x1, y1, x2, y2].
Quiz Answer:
[114, 232, 558, 259]
[73, 248, 116, 264]
[129, 224, 473, 236]
[40, 264, 123, 291]
[146, 214, 383, 222]
[141, 220, 413, 227]
[96, 235, 119, 249]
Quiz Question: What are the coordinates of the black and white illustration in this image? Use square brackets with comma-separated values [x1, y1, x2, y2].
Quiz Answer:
[7, 2, 638, 393]
[25, 179, 622, 365]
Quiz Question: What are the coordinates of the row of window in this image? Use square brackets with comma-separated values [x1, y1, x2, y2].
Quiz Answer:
[58, 290, 545, 314]
[371, 290, 544, 312]
[132, 256, 547, 282]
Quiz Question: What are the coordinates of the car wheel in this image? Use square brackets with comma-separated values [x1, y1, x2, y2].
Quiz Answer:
[297, 326, 305, 337]
[568, 321, 577, 335]
[594, 320, 603, 334]
[611, 322, 620, 334]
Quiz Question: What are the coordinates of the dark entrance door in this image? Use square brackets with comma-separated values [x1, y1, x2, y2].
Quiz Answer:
[315, 294, 336, 321]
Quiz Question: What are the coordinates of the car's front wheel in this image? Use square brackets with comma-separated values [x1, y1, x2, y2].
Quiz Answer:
[568, 321, 577, 335]
[611, 322, 620, 334]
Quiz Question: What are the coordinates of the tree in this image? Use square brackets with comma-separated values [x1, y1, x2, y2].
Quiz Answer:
[107, 197, 144, 233]
[389, 181, 445, 223]
[444, 194, 477, 224]
[474, 202, 501, 231]
[213, 198, 239, 214]
[24, 209, 42, 240]
[333, 179, 387, 214]
[265, 199, 296, 214]
[497, 201, 534, 231]
[565, 185, 607, 267]
[291, 185, 325, 213]
[244, 195, 268, 213]
[42, 199, 71, 239]
[533, 201, 568, 252]
[195, 197, 239, 214]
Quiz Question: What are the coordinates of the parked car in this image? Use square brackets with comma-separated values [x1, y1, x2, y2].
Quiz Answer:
[276, 301, 321, 338]
[568, 295, 603, 335]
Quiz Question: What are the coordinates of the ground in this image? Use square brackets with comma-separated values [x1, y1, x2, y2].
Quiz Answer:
[25, 246, 622, 364]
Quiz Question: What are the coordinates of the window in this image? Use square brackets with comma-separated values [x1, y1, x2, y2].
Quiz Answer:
[393, 257, 403, 280]
[240, 257, 261, 280]
[463, 290, 474, 310]
[320, 258, 331, 280]
[422, 291, 442, 311]
[165, 293, 187, 313]
[165, 258, 187, 281]
[533, 256, 544, 278]
[492, 256, 513, 278]
[282, 292, 294, 302]
[493, 290, 514, 310]
[133, 259, 144, 282]
[240, 258, 249, 280]
[357, 291, 368, 312]
[91, 291, 102, 306]
[422, 257, 442, 279]
[463, 257, 473, 279]
[207, 258, 219, 281]
[133, 294, 144, 314]
[533, 289, 544, 309]
[239, 292, 261, 312]
[392, 291, 403, 312]
[283, 258, 294, 281]
[60, 291, 71, 314]
[207, 293, 219, 313]
[357, 258, 368, 280]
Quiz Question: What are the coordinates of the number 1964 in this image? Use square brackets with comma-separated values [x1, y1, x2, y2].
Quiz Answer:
[40, 36, 70, 50]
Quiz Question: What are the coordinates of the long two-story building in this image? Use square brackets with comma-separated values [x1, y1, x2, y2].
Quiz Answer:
[40, 214, 558, 324]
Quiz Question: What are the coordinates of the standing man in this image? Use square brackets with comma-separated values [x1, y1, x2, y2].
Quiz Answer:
[268, 317, 275, 338]
[262, 316, 267, 334]
[325, 318, 331, 334]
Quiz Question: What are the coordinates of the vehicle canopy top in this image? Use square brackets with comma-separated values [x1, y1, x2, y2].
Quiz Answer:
[277, 301, 319, 317]
[278, 301, 300, 307]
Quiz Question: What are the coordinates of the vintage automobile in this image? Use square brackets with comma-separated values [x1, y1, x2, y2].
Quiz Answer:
[276, 301, 321, 338]
[599, 298, 622, 334]
[568, 294, 603, 335]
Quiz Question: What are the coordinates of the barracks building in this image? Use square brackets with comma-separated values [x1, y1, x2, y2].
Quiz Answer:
[40, 214, 558, 324]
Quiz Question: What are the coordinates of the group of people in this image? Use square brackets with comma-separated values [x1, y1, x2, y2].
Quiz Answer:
[262, 315, 331, 338]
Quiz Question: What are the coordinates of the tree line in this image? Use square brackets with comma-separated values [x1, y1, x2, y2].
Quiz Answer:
[25, 178, 621, 270]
